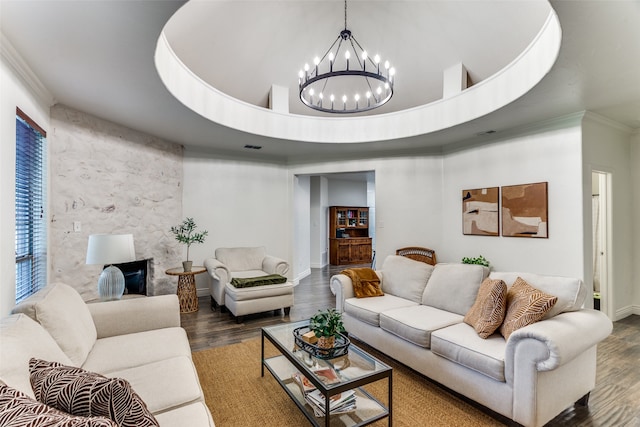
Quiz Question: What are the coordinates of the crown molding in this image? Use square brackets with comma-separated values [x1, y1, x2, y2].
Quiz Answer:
[583, 111, 634, 134]
[1, 33, 55, 107]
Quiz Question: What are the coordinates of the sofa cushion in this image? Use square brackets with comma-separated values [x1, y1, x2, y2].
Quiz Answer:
[0, 381, 117, 427]
[231, 269, 270, 279]
[105, 356, 203, 414]
[225, 281, 294, 301]
[463, 278, 507, 338]
[422, 263, 489, 315]
[489, 271, 586, 319]
[82, 327, 191, 374]
[344, 295, 418, 326]
[29, 358, 158, 427]
[216, 246, 266, 271]
[499, 277, 557, 340]
[380, 255, 434, 302]
[154, 401, 214, 427]
[0, 314, 74, 398]
[12, 282, 97, 366]
[380, 305, 464, 348]
[431, 323, 506, 382]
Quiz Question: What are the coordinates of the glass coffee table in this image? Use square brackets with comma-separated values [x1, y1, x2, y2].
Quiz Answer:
[262, 320, 392, 427]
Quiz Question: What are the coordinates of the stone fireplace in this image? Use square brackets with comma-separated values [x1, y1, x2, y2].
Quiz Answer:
[113, 258, 152, 296]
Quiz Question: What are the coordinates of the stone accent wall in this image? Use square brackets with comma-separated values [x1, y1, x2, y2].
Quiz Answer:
[49, 105, 183, 300]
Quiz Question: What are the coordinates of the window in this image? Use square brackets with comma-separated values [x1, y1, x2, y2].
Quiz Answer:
[15, 108, 47, 303]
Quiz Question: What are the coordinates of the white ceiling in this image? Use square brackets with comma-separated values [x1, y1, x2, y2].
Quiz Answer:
[1, 1, 639, 164]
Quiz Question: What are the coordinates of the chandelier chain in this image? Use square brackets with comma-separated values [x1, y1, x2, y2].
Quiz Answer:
[344, 0, 348, 31]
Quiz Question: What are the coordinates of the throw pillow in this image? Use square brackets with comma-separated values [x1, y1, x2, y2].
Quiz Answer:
[463, 278, 507, 338]
[500, 277, 558, 340]
[341, 268, 384, 298]
[29, 358, 159, 427]
[0, 381, 117, 427]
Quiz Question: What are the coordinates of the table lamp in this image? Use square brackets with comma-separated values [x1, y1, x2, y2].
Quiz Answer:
[86, 234, 136, 301]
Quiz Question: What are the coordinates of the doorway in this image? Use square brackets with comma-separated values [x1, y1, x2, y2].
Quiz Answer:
[591, 171, 611, 318]
[305, 171, 375, 270]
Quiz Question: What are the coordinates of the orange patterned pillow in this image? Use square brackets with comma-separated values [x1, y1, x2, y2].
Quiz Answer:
[500, 277, 557, 340]
[464, 278, 507, 338]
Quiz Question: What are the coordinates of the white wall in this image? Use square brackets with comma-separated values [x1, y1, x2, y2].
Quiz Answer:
[632, 131, 640, 312]
[582, 114, 635, 319]
[327, 179, 367, 206]
[442, 117, 584, 278]
[309, 176, 329, 268]
[294, 175, 311, 281]
[0, 45, 52, 317]
[290, 157, 445, 266]
[182, 152, 290, 294]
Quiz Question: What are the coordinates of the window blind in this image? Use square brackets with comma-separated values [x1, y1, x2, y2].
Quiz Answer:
[15, 108, 47, 303]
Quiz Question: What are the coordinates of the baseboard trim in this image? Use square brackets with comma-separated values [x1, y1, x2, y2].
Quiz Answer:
[296, 268, 311, 284]
[614, 305, 636, 321]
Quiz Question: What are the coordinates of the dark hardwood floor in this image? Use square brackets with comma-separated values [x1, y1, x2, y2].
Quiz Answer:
[181, 265, 640, 426]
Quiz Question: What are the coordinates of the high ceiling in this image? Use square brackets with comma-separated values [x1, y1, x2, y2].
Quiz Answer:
[1, 1, 639, 164]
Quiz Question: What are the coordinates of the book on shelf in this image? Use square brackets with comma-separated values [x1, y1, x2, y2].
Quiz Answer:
[291, 372, 316, 394]
[313, 367, 340, 385]
[291, 366, 340, 395]
[291, 367, 357, 417]
[305, 389, 357, 417]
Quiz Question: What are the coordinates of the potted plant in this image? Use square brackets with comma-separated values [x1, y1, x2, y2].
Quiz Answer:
[170, 217, 208, 272]
[461, 255, 490, 268]
[310, 308, 346, 350]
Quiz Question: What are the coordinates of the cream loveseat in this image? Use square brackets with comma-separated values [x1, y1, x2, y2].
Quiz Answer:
[330, 255, 613, 427]
[0, 282, 214, 426]
[204, 246, 293, 321]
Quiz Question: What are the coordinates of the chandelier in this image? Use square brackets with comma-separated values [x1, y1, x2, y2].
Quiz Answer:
[298, 0, 395, 114]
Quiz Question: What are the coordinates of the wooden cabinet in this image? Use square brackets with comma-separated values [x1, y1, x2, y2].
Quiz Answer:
[329, 206, 372, 265]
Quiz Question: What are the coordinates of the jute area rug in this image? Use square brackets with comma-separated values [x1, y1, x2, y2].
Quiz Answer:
[192, 338, 504, 427]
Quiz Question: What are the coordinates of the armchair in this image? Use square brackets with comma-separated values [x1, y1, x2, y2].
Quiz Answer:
[204, 247, 293, 322]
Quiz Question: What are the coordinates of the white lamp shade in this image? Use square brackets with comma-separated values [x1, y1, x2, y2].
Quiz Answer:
[86, 234, 136, 265]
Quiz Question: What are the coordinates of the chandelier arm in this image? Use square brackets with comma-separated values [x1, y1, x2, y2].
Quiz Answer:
[317, 35, 343, 71]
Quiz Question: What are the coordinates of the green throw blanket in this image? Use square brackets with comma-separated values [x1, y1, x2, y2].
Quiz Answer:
[230, 274, 288, 288]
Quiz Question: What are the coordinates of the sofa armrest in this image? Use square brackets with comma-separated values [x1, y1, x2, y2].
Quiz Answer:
[88, 295, 181, 339]
[504, 309, 612, 382]
[204, 257, 230, 284]
[262, 255, 290, 276]
[330, 274, 356, 313]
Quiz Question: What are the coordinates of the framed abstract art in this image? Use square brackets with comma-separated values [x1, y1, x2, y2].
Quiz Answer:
[501, 182, 548, 238]
[462, 187, 499, 236]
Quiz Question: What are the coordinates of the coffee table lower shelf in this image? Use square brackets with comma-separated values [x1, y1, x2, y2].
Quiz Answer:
[263, 354, 390, 427]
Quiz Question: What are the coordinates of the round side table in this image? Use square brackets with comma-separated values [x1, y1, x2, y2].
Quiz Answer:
[165, 266, 206, 313]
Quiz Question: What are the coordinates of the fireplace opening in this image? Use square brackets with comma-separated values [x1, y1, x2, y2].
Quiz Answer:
[107, 259, 149, 296]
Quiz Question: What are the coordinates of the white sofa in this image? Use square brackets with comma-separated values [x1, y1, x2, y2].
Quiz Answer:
[330, 255, 613, 427]
[204, 246, 293, 321]
[0, 282, 214, 427]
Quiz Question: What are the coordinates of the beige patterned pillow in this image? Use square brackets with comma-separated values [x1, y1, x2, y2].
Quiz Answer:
[464, 278, 507, 338]
[29, 358, 159, 427]
[0, 381, 117, 427]
[500, 277, 558, 340]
